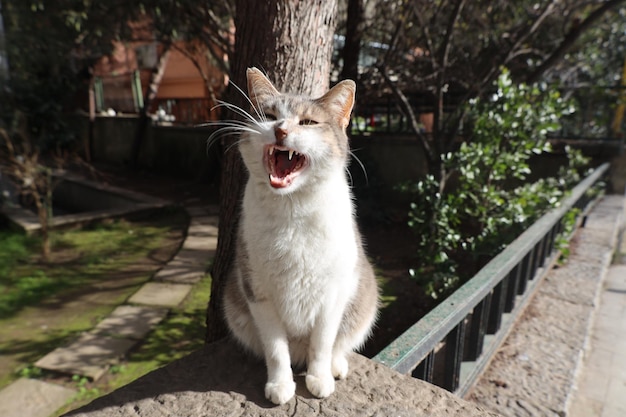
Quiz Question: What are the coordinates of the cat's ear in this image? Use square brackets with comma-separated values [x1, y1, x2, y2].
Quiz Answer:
[247, 67, 280, 108]
[317, 80, 356, 130]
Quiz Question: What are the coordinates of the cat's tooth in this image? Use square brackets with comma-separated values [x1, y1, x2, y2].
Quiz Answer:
[289, 150, 294, 160]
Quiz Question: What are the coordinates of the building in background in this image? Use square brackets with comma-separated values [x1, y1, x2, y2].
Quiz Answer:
[92, 18, 228, 125]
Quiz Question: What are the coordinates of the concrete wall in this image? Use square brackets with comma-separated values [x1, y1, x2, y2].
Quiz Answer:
[78, 116, 221, 183]
[91, 116, 138, 165]
[137, 124, 220, 182]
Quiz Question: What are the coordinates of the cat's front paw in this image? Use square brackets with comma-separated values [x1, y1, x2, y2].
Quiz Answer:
[265, 380, 296, 405]
[332, 355, 349, 379]
[305, 372, 335, 398]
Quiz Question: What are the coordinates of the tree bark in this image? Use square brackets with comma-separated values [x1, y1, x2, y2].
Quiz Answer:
[206, 0, 339, 343]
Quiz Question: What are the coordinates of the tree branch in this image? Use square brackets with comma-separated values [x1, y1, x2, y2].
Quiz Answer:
[379, 65, 437, 165]
[436, 0, 466, 155]
[477, 0, 560, 90]
[526, 0, 626, 83]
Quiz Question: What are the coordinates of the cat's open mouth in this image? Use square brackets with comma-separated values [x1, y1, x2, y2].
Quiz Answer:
[263, 145, 308, 189]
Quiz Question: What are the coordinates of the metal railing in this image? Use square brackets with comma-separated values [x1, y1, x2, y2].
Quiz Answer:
[373, 163, 610, 396]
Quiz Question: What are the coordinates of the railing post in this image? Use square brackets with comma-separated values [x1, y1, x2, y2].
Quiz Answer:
[546, 224, 558, 256]
[413, 351, 435, 383]
[531, 240, 544, 273]
[504, 265, 521, 313]
[541, 232, 551, 263]
[518, 250, 534, 295]
[487, 279, 508, 334]
[466, 295, 491, 361]
[444, 321, 466, 392]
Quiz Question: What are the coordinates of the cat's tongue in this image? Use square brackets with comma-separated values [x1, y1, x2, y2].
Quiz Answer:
[269, 175, 291, 188]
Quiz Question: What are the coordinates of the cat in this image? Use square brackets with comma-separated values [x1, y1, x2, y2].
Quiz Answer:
[222, 67, 379, 405]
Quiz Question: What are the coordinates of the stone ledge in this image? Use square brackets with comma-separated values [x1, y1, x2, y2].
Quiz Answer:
[63, 338, 500, 417]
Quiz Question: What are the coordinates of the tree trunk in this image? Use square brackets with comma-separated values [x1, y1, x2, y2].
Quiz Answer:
[130, 45, 171, 168]
[33, 180, 50, 262]
[340, 0, 365, 83]
[205, 0, 339, 343]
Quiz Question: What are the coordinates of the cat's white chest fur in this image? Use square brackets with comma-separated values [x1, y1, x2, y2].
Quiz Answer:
[241, 175, 358, 336]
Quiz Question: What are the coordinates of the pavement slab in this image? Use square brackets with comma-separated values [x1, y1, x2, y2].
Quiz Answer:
[155, 249, 211, 284]
[171, 248, 211, 266]
[128, 282, 192, 307]
[155, 265, 206, 284]
[93, 305, 168, 340]
[152, 212, 217, 284]
[0, 378, 75, 417]
[181, 235, 218, 251]
[35, 333, 137, 380]
[569, 263, 626, 417]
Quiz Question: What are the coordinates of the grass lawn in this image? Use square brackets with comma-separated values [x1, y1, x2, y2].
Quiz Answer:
[0, 208, 192, 399]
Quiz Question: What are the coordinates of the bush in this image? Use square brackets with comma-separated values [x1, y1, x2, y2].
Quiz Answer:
[402, 69, 589, 298]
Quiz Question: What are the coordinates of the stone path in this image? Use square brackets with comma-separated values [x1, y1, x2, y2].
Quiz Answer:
[0, 204, 218, 417]
[0, 378, 75, 417]
[567, 239, 626, 415]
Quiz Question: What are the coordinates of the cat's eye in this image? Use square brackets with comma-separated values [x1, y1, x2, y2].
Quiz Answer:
[299, 118, 318, 126]
[263, 110, 277, 121]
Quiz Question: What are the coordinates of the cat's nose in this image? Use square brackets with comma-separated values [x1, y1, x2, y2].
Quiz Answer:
[274, 126, 288, 143]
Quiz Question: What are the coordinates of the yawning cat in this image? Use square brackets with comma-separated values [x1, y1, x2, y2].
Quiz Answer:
[222, 68, 379, 405]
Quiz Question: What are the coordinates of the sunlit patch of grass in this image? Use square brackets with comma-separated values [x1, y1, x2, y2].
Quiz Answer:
[0, 216, 179, 319]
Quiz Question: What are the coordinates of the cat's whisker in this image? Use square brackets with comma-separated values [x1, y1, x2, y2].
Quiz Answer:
[206, 130, 239, 155]
[206, 123, 262, 156]
[208, 122, 262, 137]
[212, 101, 264, 128]
[212, 102, 256, 124]
[228, 79, 267, 122]
[208, 120, 260, 131]
[345, 167, 355, 187]
[208, 132, 246, 155]
[206, 135, 219, 156]
[224, 137, 247, 155]
[349, 150, 369, 186]
[201, 120, 254, 132]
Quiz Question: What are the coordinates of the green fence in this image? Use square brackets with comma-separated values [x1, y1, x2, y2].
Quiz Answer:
[373, 163, 610, 395]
